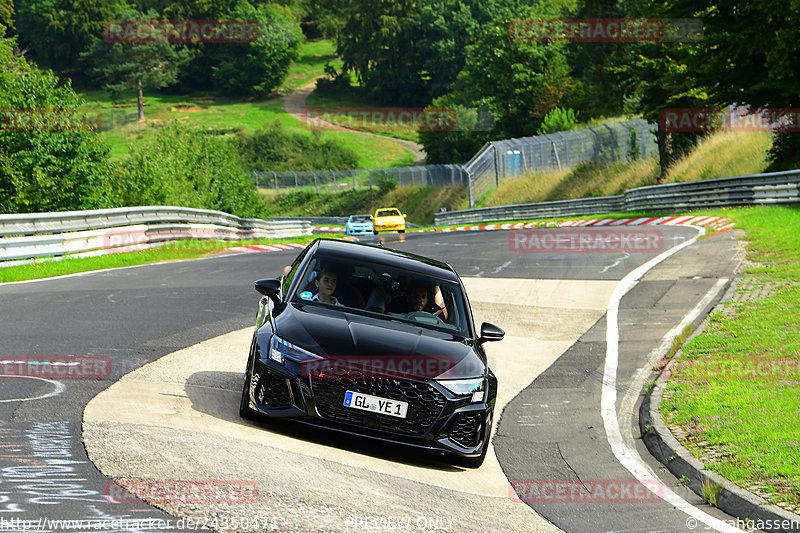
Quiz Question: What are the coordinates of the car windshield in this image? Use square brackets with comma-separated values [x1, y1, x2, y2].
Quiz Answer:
[376, 209, 400, 217]
[291, 254, 471, 337]
[349, 215, 371, 222]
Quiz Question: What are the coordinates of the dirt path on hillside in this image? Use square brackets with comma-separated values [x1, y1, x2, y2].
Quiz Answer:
[282, 78, 426, 165]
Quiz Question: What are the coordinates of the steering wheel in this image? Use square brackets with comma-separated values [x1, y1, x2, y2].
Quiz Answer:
[405, 311, 446, 326]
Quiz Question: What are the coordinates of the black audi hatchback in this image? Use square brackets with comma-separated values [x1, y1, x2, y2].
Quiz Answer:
[239, 238, 504, 467]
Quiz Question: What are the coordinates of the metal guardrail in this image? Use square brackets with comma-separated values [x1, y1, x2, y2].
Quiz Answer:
[0, 206, 312, 263]
[435, 170, 800, 226]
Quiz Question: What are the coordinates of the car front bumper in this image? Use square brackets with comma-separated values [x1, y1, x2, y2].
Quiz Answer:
[248, 357, 492, 457]
[373, 223, 405, 232]
[346, 225, 374, 235]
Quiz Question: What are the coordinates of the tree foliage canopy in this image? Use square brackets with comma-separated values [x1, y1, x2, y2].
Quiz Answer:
[0, 36, 113, 213]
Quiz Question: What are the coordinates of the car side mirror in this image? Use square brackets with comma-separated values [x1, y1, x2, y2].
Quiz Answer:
[255, 278, 281, 305]
[402, 213, 407, 218]
[478, 322, 504, 344]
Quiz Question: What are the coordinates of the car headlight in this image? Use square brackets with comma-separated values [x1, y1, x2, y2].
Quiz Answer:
[269, 335, 319, 365]
[438, 378, 485, 403]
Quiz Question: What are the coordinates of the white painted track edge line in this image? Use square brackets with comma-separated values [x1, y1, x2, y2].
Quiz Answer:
[618, 277, 730, 474]
[602, 226, 744, 533]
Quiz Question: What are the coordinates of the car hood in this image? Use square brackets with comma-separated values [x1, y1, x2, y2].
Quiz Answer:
[273, 303, 484, 380]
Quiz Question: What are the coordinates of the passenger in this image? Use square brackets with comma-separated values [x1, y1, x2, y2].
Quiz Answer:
[312, 267, 341, 306]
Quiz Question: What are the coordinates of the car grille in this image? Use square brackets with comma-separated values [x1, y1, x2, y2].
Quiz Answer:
[257, 370, 293, 409]
[312, 378, 446, 436]
[448, 412, 481, 448]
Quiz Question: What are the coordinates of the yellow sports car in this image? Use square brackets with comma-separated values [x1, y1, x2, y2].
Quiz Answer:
[372, 207, 406, 234]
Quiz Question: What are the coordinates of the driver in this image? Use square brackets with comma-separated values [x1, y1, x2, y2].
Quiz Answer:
[387, 281, 448, 319]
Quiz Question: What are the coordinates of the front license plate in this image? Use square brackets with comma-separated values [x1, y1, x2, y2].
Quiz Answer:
[343, 391, 408, 419]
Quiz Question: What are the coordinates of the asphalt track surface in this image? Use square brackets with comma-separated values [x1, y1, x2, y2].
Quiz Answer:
[0, 227, 741, 532]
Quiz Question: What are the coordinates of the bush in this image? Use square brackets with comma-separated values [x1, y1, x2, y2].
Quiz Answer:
[536, 107, 579, 135]
[418, 94, 495, 164]
[0, 36, 113, 213]
[111, 122, 262, 217]
[315, 62, 357, 97]
[766, 131, 800, 171]
[235, 120, 359, 171]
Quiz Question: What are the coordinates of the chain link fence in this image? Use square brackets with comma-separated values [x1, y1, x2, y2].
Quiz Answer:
[251, 119, 657, 206]
[465, 119, 657, 206]
[252, 164, 468, 194]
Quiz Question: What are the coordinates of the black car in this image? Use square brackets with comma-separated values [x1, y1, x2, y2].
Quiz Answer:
[239, 238, 504, 467]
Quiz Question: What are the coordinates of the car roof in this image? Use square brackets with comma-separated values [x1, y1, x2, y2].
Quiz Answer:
[309, 238, 459, 281]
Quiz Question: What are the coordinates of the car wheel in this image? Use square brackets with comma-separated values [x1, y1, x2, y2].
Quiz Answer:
[398, 229, 405, 233]
[452, 410, 492, 468]
[239, 368, 255, 420]
[373, 230, 379, 235]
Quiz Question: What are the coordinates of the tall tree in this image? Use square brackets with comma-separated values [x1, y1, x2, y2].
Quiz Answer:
[15, 0, 127, 70]
[82, 9, 190, 120]
[208, 2, 301, 97]
[455, 5, 576, 139]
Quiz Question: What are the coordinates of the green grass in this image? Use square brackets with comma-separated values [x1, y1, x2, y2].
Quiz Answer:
[280, 39, 342, 94]
[480, 130, 773, 208]
[258, 183, 469, 225]
[662, 206, 800, 510]
[77, 39, 411, 168]
[79, 92, 412, 168]
[0, 236, 328, 283]
[305, 88, 422, 143]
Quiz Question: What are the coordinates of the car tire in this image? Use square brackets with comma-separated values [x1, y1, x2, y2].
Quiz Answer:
[398, 229, 405, 233]
[373, 230, 379, 235]
[452, 410, 492, 468]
